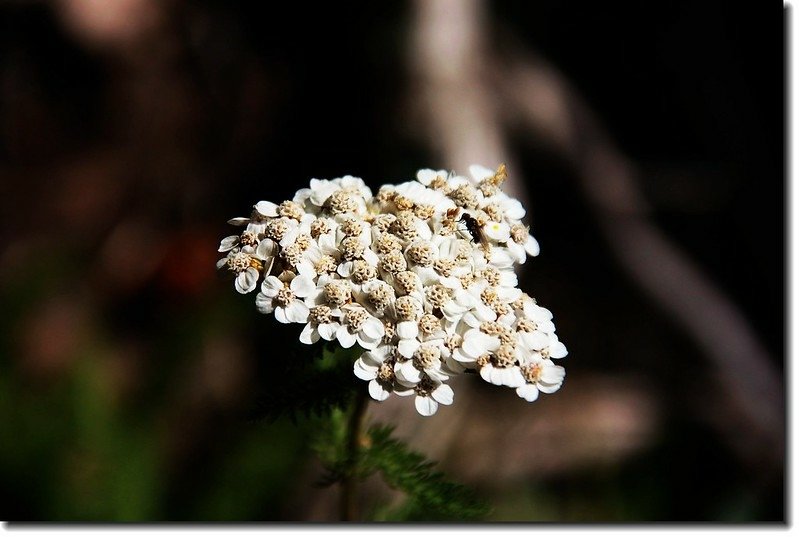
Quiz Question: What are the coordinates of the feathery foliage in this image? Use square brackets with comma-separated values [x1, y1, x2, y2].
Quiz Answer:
[360, 425, 491, 521]
[314, 399, 491, 521]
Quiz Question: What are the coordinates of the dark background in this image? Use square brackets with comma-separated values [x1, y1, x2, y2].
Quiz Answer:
[0, 0, 784, 522]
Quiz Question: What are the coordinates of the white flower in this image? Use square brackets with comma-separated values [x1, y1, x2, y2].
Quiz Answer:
[515, 356, 566, 402]
[395, 377, 454, 416]
[255, 274, 313, 323]
[336, 305, 385, 350]
[531, 332, 568, 360]
[353, 345, 398, 401]
[216, 239, 276, 294]
[515, 301, 558, 350]
[394, 180, 455, 214]
[279, 214, 316, 248]
[303, 176, 372, 215]
[441, 281, 497, 331]
[355, 279, 396, 317]
[451, 327, 499, 366]
[468, 164, 495, 184]
[303, 273, 351, 309]
[394, 341, 449, 385]
[415, 168, 449, 186]
[507, 233, 540, 263]
[394, 312, 446, 357]
[483, 192, 526, 223]
[299, 305, 342, 345]
[482, 220, 511, 242]
[479, 359, 526, 388]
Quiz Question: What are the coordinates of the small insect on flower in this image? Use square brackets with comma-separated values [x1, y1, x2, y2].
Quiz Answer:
[459, 212, 488, 248]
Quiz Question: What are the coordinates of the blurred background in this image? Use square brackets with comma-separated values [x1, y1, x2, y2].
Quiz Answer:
[0, 0, 784, 522]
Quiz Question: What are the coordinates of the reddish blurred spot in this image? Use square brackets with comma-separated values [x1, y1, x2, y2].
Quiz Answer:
[52, 151, 128, 238]
[157, 229, 219, 297]
[95, 219, 167, 295]
[20, 294, 88, 377]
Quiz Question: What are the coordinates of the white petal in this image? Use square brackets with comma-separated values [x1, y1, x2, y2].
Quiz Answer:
[255, 200, 278, 217]
[261, 275, 283, 297]
[354, 359, 378, 381]
[235, 268, 259, 294]
[336, 326, 357, 348]
[479, 364, 494, 384]
[317, 322, 339, 340]
[426, 367, 450, 383]
[499, 271, 518, 288]
[361, 318, 385, 339]
[497, 286, 522, 303]
[299, 323, 319, 345]
[541, 364, 566, 384]
[295, 260, 316, 278]
[525, 235, 540, 256]
[487, 248, 514, 268]
[538, 382, 563, 394]
[362, 249, 379, 267]
[227, 217, 250, 226]
[462, 312, 482, 328]
[452, 348, 477, 364]
[356, 333, 381, 350]
[361, 349, 386, 365]
[417, 168, 445, 186]
[337, 261, 354, 277]
[469, 164, 494, 182]
[483, 221, 510, 242]
[274, 306, 290, 324]
[279, 226, 300, 248]
[431, 384, 454, 405]
[290, 275, 316, 298]
[502, 198, 526, 220]
[310, 181, 338, 206]
[255, 293, 275, 314]
[441, 300, 469, 321]
[507, 241, 526, 263]
[256, 238, 277, 259]
[521, 331, 550, 351]
[549, 341, 568, 359]
[463, 332, 499, 357]
[499, 368, 526, 388]
[368, 380, 391, 401]
[396, 320, 419, 340]
[398, 338, 420, 359]
[218, 235, 239, 252]
[285, 301, 310, 323]
[415, 396, 439, 416]
[474, 304, 497, 322]
[537, 320, 556, 334]
[416, 220, 432, 241]
[395, 361, 421, 384]
[516, 384, 540, 402]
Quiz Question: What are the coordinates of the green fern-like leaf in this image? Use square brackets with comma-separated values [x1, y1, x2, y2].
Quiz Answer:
[361, 425, 491, 521]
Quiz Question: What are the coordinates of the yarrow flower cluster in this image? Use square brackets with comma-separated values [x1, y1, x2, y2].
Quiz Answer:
[218, 165, 567, 416]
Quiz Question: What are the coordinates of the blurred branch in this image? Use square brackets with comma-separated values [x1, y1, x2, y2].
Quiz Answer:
[408, 0, 525, 201]
[494, 47, 783, 470]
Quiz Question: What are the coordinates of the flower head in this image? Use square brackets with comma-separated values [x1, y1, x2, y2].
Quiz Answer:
[218, 165, 568, 416]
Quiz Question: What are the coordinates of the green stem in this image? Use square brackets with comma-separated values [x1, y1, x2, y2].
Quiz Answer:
[340, 388, 369, 521]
